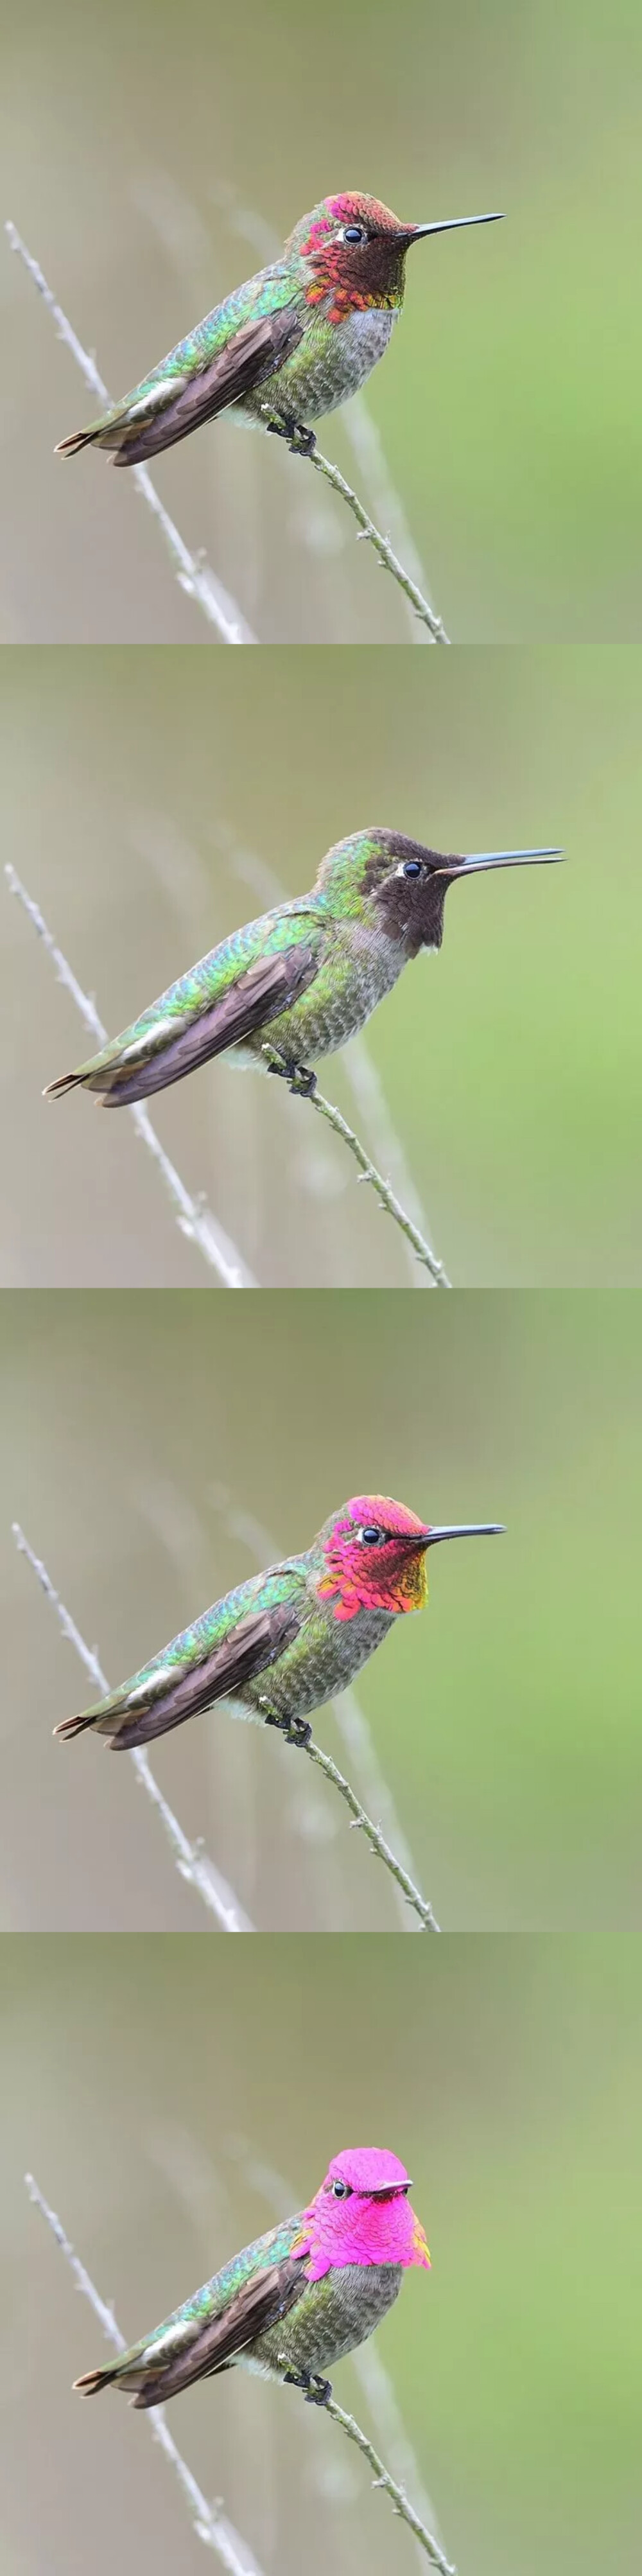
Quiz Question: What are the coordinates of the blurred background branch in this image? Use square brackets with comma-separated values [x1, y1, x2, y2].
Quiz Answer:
[24, 2175, 266, 2572]
[13, 1523, 252, 1932]
[303, 1735, 439, 1930]
[301, 446, 449, 641]
[4, 220, 256, 645]
[263, 1051, 451, 1286]
[322, 2397, 456, 2574]
[5, 863, 254, 1288]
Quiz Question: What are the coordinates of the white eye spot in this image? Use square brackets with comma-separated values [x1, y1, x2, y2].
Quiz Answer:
[395, 859, 422, 880]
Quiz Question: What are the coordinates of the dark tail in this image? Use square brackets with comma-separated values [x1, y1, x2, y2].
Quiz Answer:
[55, 430, 98, 458]
[53, 1711, 96, 1741]
[43, 1071, 83, 1099]
[73, 2363, 119, 2396]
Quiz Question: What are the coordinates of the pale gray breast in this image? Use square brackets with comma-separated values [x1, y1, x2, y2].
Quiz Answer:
[284, 306, 398, 420]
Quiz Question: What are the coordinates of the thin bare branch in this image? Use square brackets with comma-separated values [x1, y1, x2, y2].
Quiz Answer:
[299, 446, 450, 642]
[24, 2175, 265, 2571]
[13, 1524, 252, 1933]
[320, 2396, 456, 2575]
[303, 1735, 440, 1931]
[4, 220, 256, 645]
[263, 1051, 451, 1286]
[5, 863, 255, 1288]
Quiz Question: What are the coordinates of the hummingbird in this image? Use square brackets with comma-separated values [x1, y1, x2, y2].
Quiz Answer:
[44, 834, 562, 1110]
[54, 193, 503, 468]
[54, 1494, 503, 1751]
[72, 2146, 431, 2409]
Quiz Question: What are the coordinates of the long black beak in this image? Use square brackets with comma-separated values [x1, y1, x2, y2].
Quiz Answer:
[423, 1523, 505, 1547]
[456, 847, 564, 875]
[408, 213, 505, 240]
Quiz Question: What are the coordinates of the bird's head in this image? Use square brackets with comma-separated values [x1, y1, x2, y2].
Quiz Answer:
[314, 1494, 504, 1622]
[315, 830, 564, 956]
[287, 193, 503, 317]
[295, 2147, 431, 2279]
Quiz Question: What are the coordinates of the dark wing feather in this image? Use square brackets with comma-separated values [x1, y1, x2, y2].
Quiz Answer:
[56, 1599, 302, 1749]
[132, 2257, 307, 2405]
[94, 943, 320, 1106]
[74, 2254, 308, 2405]
[114, 308, 304, 465]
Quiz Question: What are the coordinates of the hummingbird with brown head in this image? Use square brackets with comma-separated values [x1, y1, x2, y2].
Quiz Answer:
[55, 192, 504, 466]
[45, 834, 563, 1110]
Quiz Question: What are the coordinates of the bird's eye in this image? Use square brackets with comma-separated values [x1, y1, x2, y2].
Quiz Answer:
[331, 2178, 352, 2198]
[358, 1525, 385, 1546]
[396, 858, 422, 879]
[343, 224, 365, 244]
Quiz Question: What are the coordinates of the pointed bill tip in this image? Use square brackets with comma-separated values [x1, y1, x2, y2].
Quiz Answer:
[410, 211, 505, 239]
[457, 847, 564, 875]
[425, 1522, 506, 1546]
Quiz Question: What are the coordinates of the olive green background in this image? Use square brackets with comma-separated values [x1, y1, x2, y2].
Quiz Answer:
[3, 647, 641, 1289]
[2, 1936, 640, 2575]
[1, 0, 639, 640]
[2, 1289, 639, 1932]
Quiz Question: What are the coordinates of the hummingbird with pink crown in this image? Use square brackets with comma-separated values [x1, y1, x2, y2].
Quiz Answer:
[55, 191, 503, 467]
[72, 2147, 431, 2410]
[55, 1493, 503, 1753]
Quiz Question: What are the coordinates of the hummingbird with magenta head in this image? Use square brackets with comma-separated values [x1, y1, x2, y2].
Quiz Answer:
[72, 2146, 430, 2410]
[55, 193, 503, 468]
[45, 834, 562, 1110]
[54, 1494, 503, 1752]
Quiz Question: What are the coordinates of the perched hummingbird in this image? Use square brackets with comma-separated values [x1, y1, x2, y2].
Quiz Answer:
[55, 193, 503, 468]
[73, 2146, 430, 2409]
[44, 834, 562, 1110]
[54, 1494, 503, 1751]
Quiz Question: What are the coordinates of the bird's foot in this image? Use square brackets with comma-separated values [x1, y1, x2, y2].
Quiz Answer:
[262, 407, 316, 457]
[284, 2370, 332, 2406]
[259, 1700, 312, 1750]
[266, 1047, 317, 1100]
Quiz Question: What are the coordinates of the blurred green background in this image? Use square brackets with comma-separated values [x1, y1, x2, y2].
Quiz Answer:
[1, 0, 639, 641]
[2, 1289, 639, 1931]
[2, 646, 641, 1288]
[2, 1936, 641, 2575]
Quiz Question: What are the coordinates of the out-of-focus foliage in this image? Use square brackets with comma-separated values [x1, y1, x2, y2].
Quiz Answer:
[1, 0, 639, 640]
[2, 1288, 639, 1929]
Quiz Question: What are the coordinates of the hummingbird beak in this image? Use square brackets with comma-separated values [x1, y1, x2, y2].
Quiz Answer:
[367, 2183, 413, 2198]
[406, 212, 505, 241]
[455, 847, 564, 875]
[422, 1523, 506, 1547]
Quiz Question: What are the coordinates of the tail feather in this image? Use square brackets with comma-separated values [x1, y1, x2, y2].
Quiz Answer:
[43, 1071, 83, 1099]
[54, 1711, 98, 1741]
[73, 2364, 119, 2396]
[55, 429, 99, 457]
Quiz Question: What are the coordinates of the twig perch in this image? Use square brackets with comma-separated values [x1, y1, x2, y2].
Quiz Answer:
[263, 1051, 451, 1286]
[25, 2176, 266, 2573]
[5, 863, 254, 1288]
[321, 2397, 456, 2575]
[300, 446, 450, 643]
[13, 1525, 252, 1934]
[304, 1736, 439, 1931]
[4, 220, 256, 645]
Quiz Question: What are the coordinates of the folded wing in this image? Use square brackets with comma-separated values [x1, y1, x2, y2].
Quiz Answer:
[56, 308, 303, 465]
[74, 2254, 308, 2406]
[55, 1597, 302, 1749]
[46, 942, 319, 1107]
